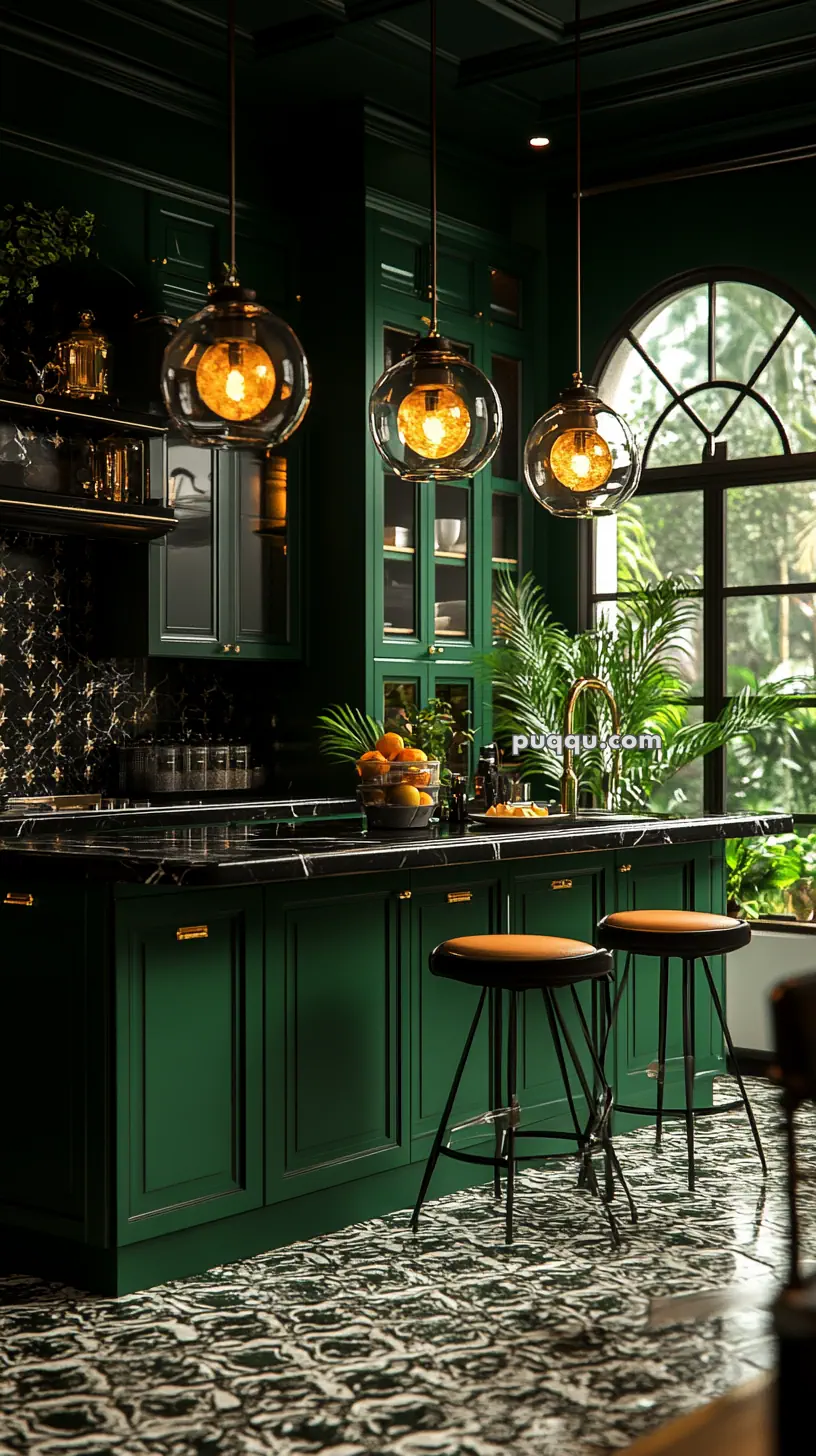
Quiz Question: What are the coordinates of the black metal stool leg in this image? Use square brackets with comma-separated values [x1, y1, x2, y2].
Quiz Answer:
[656, 955, 669, 1146]
[568, 982, 637, 1224]
[492, 987, 503, 1200]
[505, 989, 518, 1244]
[411, 985, 487, 1232]
[542, 987, 590, 1190]
[551, 990, 621, 1246]
[600, 951, 631, 1067]
[701, 954, 768, 1175]
[682, 960, 696, 1191]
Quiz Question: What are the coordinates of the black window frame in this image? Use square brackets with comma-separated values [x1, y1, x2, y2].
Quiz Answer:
[585, 266, 816, 828]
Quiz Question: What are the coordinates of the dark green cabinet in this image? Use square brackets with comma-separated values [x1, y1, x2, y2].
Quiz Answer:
[364, 200, 537, 751]
[115, 889, 264, 1243]
[100, 442, 300, 660]
[0, 882, 93, 1240]
[265, 877, 409, 1202]
[408, 869, 503, 1158]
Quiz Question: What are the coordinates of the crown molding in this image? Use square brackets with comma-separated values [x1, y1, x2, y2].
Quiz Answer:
[0, 11, 221, 127]
[365, 185, 534, 260]
[0, 125, 255, 220]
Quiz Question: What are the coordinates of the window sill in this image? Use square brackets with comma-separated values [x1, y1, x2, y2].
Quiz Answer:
[751, 915, 816, 935]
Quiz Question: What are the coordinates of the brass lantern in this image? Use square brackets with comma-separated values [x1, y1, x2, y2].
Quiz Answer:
[54, 311, 110, 399]
[256, 453, 287, 542]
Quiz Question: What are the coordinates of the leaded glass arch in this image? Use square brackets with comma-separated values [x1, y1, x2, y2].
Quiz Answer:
[591, 270, 816, 829]
[599, 277, 816, 467]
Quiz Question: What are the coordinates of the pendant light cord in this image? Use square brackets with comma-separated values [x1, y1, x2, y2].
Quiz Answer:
[429, 0, 438, 336]
[575, 0, 582, 379]
[227, 0, 237, 282]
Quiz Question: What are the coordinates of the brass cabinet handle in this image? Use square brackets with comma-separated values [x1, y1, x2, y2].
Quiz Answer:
[177, 924, 208, 941]
[399, 890, 412, 900]
[551, 879, 572, 891]
[428, 645, 444, 656]
[447, 890, 472, 903]
[619, 864, 632, 873]
[4, 892, 33, 907]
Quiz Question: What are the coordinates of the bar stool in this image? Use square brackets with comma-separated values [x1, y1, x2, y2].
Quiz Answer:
[596, 909, 766, 1190]
[410, 933, 638, 1245]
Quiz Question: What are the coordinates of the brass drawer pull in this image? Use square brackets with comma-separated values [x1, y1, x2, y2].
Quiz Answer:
[4, 892, 33, 907]
[177, 924, 208, 941]
[551, 879, 572, 891]
[399, 890, 412, 900]
[619, 864, 632, 873]
[447, 890, 472, 903]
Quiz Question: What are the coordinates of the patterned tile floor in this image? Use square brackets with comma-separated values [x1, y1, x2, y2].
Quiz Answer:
[1, 1078, 813, 1456]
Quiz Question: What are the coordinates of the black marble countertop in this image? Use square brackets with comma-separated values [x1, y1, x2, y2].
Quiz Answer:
[0, 809, 793, 888]
[0, 794, 360, 836]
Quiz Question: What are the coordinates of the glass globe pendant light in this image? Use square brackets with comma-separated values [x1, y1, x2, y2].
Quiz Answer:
[161, 0, 310, 449]
[524, 0, 640, 517]
[369, 0, 502, 482]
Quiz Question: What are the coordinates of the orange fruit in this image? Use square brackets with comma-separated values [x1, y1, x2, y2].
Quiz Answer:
[418, 791, 433, 805]
[393, 747, 427, 762]
[357, 749, 387, 777]
[375, 733, 404, 759]
[388, 784, 421, 806]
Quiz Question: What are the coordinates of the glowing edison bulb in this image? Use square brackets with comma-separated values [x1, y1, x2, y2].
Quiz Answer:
[550, 428, 613, 492]
[196, 339, 276, 422]
[397, 384, 471, 461]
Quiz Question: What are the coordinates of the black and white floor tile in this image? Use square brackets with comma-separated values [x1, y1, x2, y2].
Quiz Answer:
[1, 1079, 814, 1456]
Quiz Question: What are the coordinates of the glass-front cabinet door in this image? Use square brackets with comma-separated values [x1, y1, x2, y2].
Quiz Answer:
[161, 440, 221, 650]
[375, 312, 483, 658]
[153, 442, 298, 658]
[373, 664, 481, 781]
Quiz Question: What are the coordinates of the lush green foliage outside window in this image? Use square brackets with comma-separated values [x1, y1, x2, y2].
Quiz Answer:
[595, 274, 816, 827]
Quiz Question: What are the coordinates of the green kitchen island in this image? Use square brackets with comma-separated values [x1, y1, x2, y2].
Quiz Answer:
[0, 798, 790, 1294]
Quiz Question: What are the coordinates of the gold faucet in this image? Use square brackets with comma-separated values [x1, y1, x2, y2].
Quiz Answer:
[560, 677, 621, 815]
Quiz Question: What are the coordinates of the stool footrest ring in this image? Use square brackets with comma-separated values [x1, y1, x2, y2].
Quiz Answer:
[616, 1099, 745, 1119]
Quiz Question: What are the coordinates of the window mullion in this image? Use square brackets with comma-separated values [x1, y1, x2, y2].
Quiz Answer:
[704, 484, 726, 813]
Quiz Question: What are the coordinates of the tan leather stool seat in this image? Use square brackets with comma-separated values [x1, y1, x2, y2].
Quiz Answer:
[598, 908, 751, 958]
[432, 932, 613, 989]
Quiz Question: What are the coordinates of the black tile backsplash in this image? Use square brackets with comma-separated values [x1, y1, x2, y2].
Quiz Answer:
[0, 531, 271, 797]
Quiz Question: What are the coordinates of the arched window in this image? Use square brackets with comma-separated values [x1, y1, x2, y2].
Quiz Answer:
[591, 270, 816, 820]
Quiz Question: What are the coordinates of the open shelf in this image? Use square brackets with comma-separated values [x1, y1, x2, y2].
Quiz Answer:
[0, 483, 176, 541]
[0, 385, 168, 435]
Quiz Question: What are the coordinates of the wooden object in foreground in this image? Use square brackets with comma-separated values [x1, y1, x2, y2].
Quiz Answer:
[624, 1374, 772, 1456]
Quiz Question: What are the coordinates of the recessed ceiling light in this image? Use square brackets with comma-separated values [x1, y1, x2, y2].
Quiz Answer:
[529, 135, 551, 149]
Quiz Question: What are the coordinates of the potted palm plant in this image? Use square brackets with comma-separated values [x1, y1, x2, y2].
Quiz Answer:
[488, 572, 806, 814]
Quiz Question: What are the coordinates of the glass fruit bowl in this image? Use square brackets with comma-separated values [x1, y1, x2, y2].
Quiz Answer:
[355, 755, 441, 788]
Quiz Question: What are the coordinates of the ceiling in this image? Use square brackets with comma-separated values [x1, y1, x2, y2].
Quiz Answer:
[240, 0, 816, 181]
[6, 1, 816, 186]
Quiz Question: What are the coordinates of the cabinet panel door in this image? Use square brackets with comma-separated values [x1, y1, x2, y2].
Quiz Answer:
[409, 870, 502, 1158]
[116, 891, 263, 1242]
[230, 452, 298, 657]
[155, 441, 222, 652]
[266, 880, 408, 1201]
[0, 883, 89, 1238]
[512, 860, 610, 1121]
